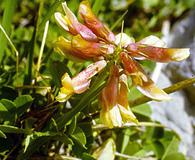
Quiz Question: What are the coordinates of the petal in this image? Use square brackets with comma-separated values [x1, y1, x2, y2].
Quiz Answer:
[71, 35, 113, 59]
[56, 73, 75, 102]
[61, 73, 74, 90]
[127, 43, 190, 62]
[117, 77, 138, 123]
[115, 33, 135, 48]
[118, 105, 138, 124]
[137, 84, 171, 101]
[117, 76, 129, 108]
[138, 35, 166, 47]
[72, 60, 106, 93]
[100, 65, 119, 110]
[79, 0, 115, 42]
[55, 87, 73, 102]
[100, 105, 122, 128]
[54, 36, 83, 61]
[61, 2, 98, 41]
[120, 52, 170, 101]
[92, 138, 115, 160]
[54, 12, 70, 32]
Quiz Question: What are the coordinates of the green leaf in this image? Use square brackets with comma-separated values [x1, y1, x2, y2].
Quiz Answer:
[24, 134, 32, 153]
[53, 134, 73, 145]
[162, 136, 180, 160]
[82, 153, 96, 160]
[0, 129, 7, 138]
[0, 99, 16, 113]
[14, 95, 33, 115]
[71, 127, 86, 148]
[124, 141, 141, 156]
[116, 129, 131, 155]
[0, 0, 17, 62]
[163, 153, 185, 160]
[0, 102, 8, 112]
[0, 100, 16, 121]
[132, 104, 152, 118]
[68, 115, 78, 135]
[0, 125, 30, 134]
[22, 131, 73, 158]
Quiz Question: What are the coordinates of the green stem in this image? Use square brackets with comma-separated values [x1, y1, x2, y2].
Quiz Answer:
[115, 152, 155, 160]
[130, 77, 195, 107]
[25, 2, 43, 85]
[92, 122, 165, 131]
[111, 10, 128, 31]
[36, 21, 49, 78]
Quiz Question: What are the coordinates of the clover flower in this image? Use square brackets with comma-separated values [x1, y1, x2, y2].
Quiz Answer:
[54, 0, 190, 128]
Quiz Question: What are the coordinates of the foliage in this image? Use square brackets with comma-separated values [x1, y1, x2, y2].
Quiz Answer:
[0, 0, 194, 159]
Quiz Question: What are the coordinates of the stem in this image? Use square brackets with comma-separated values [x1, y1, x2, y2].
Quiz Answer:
[130, 77, 195, 107]
[92, 122, 165, 131]
[111, 10, 128, 31]
[36, 21, 49, 78]
[16, 85, 51, 90]
[115, 152, 156, 160]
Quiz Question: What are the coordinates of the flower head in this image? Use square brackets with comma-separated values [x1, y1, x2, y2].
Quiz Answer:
[100, 65, 138, 128]
[54, 1, 190, 128]
[56, 60, 106, 102]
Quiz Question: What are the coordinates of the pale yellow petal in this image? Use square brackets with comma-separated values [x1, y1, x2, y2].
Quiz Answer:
[115, 33, 135, 48]
[139, 35, 166, 47]
[54, 12, 69, 31]
[137, 84, 171, 101]
[118, 105, 138, 124]
[100, 105, 122, 128]
[93, 138, 116, 160]
[169, 48, 190, 61]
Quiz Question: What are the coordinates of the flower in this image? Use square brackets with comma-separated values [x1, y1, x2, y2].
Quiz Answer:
[54, 1, 115, 61]
[56, 60, 106, 102]
[54, 1, 190, 127]
[100, 65, 138, 128]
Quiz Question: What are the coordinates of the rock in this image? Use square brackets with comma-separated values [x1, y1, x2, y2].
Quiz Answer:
[152, 9, 195, 158]
[150, 73, 194, 156]
[164, 9, 195, 105]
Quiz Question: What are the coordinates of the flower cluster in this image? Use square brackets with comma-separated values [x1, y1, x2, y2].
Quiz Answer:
[54, 0, 190, 128]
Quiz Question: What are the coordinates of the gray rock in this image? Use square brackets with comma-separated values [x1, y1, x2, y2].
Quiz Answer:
[152, 9, 195, 159]
[165, 9, 195, 105]
[150, 73, 194, 156]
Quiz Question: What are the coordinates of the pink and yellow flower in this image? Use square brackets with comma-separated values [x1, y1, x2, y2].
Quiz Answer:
[54, 0, 190, 128]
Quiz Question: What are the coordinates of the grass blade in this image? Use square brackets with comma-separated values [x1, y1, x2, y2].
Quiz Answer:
[0, 0, 17, 62]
